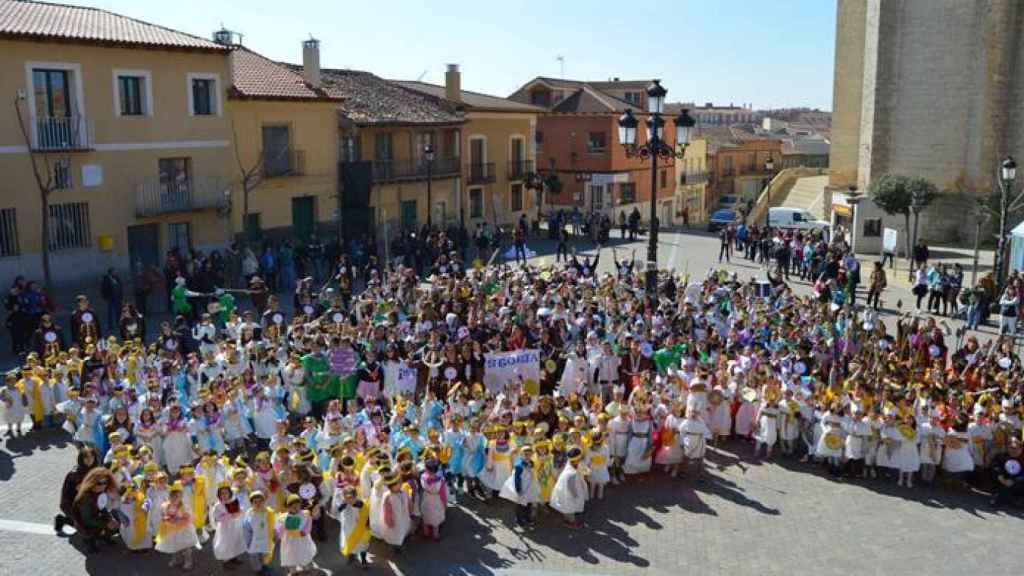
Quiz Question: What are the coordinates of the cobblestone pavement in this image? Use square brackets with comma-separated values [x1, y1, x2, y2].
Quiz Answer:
[0, 230, 1018, 576]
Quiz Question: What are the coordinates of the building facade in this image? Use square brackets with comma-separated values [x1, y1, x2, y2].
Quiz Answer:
[509, 77, 678, 226]
[675, 138, 710, 224]
[832, 0, 1024, 249]
[0, 1, 235, 284]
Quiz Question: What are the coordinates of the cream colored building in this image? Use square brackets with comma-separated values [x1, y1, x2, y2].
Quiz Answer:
[675, 138, 710, 224]
[0, 1, 235, 283]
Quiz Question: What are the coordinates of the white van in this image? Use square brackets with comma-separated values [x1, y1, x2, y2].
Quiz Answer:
[768, 207, 830, 234]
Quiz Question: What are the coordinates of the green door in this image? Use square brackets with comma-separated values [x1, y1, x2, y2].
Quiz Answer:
[292, 196, 315, 241]
[401, 200, 417, 231]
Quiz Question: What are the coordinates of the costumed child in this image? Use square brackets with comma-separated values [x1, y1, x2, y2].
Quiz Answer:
[461, 418, 487, 499]
[608, 403, 630, 484]
[277, 494, 317, 575]
[863, 409, 883, 479]
[380, 470, 412, 553]
[654, 402, 684, 477]
[419, 456, 447, 541]
[843, 404, 871, 478]
[622, 402, 654, 475]
[586, 431, 611, 499]
[242, 491, 276, 576]
[941, 421, 974, 483]
[1, 372, 25, 437]
[161, 403, 194, 476]
[480, 424, 513, 498]
[815, 403, 845, 476]
[550, 446, 587, 528]
[753, 392, 780, 459]
[119, 477, 154, 551]
[500, 444, 540, 527]
[889, 413, 921, 488]
[917, 413, 946, 485]
[155, 481, 200, 571]
[332, 485, 370, 568]
[211, 482, 246, 568]
[147, 472, 170, 536]
[679, 406, 711, 480]
[778, 389, 801, 455]
[176, 466, 208, 543]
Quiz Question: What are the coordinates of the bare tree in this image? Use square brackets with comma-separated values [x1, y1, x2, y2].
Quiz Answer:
[14, 95, 67, 293]
[230, 117, 294, 243]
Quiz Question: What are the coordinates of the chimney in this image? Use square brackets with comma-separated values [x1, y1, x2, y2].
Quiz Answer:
[303, 38, 321, 89]
[445, 64, 461, 103]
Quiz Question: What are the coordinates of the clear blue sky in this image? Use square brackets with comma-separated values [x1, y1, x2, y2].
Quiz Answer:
[82, 0, 836, 110]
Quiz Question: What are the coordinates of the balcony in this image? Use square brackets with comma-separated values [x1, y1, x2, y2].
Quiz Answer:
[261, 148, 306, 178]
[32, 115, 93, 151]
[136, 176, 228, 217]
[467, 162, 496, 185]
[365, 156, 460, 183]
[507, 159, 534, 181]
[680, 171, 709, 185]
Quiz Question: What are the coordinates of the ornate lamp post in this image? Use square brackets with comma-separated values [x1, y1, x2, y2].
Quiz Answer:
[908, 183, 927, 280]
[763, 157, 775, 233]
[617, 80, 695, 298]
[843, 185, 864, 254]
[995, 155, 1017, 289]
[424, 144, 435, 229]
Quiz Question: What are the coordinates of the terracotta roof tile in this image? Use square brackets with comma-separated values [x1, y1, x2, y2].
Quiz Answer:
[230, 48, 339, 102]
[310, 66, 463, 126]
[0, 0, 226, 50]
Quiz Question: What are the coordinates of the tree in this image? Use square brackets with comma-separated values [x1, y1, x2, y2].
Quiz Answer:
[14, 95, 68, 293]
[869, 174, 937, 265]
[230, 118, 293, 244]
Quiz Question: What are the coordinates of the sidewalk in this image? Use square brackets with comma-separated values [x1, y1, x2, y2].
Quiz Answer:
[856, 245, 994, 290]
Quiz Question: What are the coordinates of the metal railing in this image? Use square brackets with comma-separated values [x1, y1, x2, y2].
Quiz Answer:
[369, 156, 460, 183]
[261, 148, 306, 178]
[507, 159, 534, 181]
[467, 162, 496, 184]
[33, 115, 93, 151]
[136, 176, 228, 217]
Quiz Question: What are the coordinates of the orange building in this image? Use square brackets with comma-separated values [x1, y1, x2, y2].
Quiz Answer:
[509, 78, 678, 225]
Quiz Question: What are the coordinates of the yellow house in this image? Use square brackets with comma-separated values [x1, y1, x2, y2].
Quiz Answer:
[675, 138, 710, 224]
[0, 0, 235, 284]
[394, 66, 543, 230]
[225, 39, 340, 243]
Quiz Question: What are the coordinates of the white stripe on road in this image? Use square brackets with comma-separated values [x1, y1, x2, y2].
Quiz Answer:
[0, 518, 65, 536]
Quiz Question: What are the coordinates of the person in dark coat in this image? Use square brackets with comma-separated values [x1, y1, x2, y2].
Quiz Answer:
[56, 445, 99, 534]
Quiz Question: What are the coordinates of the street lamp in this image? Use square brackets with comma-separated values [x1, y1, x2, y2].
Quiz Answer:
[617, 79, 695, 298]
[763, 157, 775, 234]
[995, 155, 1017, 288]
[909, 183, 927, 280]
[424, 144, 435, 229]
[843, 185, 864, 254]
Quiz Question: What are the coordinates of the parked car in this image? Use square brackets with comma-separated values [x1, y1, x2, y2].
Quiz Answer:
[708, 208, 738, 232]
[768, 207, 830, 235]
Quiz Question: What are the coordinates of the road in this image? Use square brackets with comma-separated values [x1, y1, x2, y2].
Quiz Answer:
[0, 229, 1016, 576]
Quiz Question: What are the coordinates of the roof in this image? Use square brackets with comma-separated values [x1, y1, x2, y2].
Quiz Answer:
[311, 67, 463, 126]
[509, 76, 645, 114]
[0, 0, 227, 51]
[782, 139, 831, 156]
[390, 80, 542, 113]
[230, 48, 341, 102]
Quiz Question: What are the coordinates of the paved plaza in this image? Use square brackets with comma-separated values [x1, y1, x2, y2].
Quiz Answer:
[0, 230, 1017, 576]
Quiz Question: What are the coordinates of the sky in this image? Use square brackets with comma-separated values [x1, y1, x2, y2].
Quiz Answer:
[81, 0, 836, 111]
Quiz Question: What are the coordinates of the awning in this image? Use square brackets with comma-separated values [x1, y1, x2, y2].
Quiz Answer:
[832, 204, 852, 217]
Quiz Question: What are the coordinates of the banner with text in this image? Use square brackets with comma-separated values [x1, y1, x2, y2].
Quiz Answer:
[484, 349, 541, 394]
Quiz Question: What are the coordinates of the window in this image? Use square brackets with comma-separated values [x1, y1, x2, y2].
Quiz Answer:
[624, 92, 641, 105]
[587, 132, 607, 153]
[470, 188, 483, 218]
[114, 71, 151, 116]
[53, 159, 73, 190]
[535, 131, 544, 153]
[188, 74, 219, 116]
[33, 68, 72, 117]
[374, 132, 393, 161]
[159, 158, 192, 194]
[590, 184, 604, 209]
[48, 202, 90, 250]
[792, 212, 804, 223]
[511, 183, 523, 212]
[863, 218, 882, 238]
[620, 183, 636, 205]
[401, 200, 417, 230]
[262, 126, 292, 176]
[339, 133, 359, 163]
[530, 90, 551, 107]
[168, 222, 192, 253]
[415, 132, 435, 163]
[0, 208, 18, 257]
[660, 169, 667, 189]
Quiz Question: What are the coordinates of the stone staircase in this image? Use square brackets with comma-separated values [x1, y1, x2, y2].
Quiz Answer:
[746, 167, 825, 225]
[785, 175, 830, 218]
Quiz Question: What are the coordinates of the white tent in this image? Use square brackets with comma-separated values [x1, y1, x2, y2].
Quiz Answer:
[1008, 220, 1024, 273]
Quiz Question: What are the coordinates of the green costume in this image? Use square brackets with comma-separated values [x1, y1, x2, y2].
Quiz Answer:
[171, 284, 191, 315]
[217, 292, 236, 324]
[653, 344, 685, 373]
[301, 352, 333, 404]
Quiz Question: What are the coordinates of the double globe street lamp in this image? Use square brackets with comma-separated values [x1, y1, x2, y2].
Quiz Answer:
[617, 79, 695, 298]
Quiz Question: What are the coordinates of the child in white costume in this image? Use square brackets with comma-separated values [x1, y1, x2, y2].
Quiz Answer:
[679, 407, 712, 479]
[276, 494, 317, 575]
[211, 483, 246, 568]
[242, 491, 276, 576]
[917, 416, 945, 485]
[155, 482, 199, 571]
[379, 471, 412, 551]
[118, 481, 154, 551]
[331, 485, 371, 568]
[941, 425, 974, 477]
[815, 406, 845, 475]
[419, 458, 447, 541]
[655, 404, 685, 476]
[500, 445, 541, 526]
[1, 374, 25, 436]
[550, 447, 587, 528]
[887, 415, 921, 487]
[586, 432, 612, 498]
[754, 398, 780, 458]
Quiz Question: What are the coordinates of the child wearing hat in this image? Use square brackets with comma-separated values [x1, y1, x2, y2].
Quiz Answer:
[1, 372, 25, 437]
[155, 481, 199, 571]
[277, 493, 316, 575]
[419, 457, 447, 540]
[379, 470, 412, 552]
[211, 481, 246, 568]
[332, 485, 370, 567]
[242, 491, 276, 576]
[550, 446, 587, 528]
[500, 444, 540, 527]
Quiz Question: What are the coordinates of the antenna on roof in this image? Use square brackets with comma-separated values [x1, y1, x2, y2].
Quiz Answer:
[416, 70, 428, 82]
[556, 55, 565, 78]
